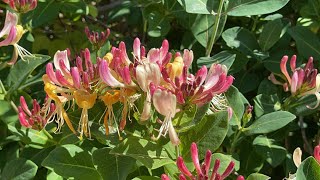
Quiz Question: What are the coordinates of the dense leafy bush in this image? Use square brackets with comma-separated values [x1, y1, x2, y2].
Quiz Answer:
[0, 0, 320, 179]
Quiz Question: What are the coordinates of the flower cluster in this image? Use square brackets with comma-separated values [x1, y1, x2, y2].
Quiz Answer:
[0, 3, 36, 64]
[269, 55, 320, 107]
[18, 34, 234, 144]
[161, 142, 244, 180]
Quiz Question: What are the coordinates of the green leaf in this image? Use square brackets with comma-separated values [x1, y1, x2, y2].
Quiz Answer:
[197, 51, 236, 70]
[29, 1, 61, 27]
[110, 137, 175, 169]
[92, 148, 136, 180]
[190, 14, 227, 48]
[7, 125, 56, 149]
[227, 0, 290, 16]
[174, 104, 197, 133]
[6, 54, 50, 97]
[1, 158, 38, 180]
[225, 86, 245, 127]
[42, 144, 102, 180]
[253, 135, 287, 167]
[182, 0, 218, 14]
[259, 19, 284, 51]
[288, 26, 320, 62]
[296, 157, 320, 180]
[147, 12, 171, 37]
[222, 27, 260, 56]
[253, 94, 281, 118]
[180, 111, 228, 159]
[243, 111, 296, 135]
[247, 173, 271, 180]
[287, 95, 320, 116]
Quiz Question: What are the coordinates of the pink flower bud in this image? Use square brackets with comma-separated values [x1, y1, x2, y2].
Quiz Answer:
[20, 96, 31, 116]
[314, 145, 320, 164]
[191, 142, 203, 177]
[236, 175, 245, 180]
[161, 174, 170, 180]
[280, 55, 291, 85]
[221, 161, 235, 179]
[176, 157, 193, 178]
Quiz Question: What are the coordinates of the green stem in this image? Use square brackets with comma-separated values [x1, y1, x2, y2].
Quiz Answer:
[42, 128, 54, 140]
[230, 128, 243, 153]
[0, 79, 7, 94]
[205, 0, 225, 57]
[176, 110, 185, 127]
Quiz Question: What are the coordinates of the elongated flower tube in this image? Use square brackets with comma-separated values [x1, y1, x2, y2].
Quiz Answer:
[269, 55, 320, 108]
[152, 89, 179, 145]
[74, 90, 97, 139]
[18, 96, 55, 130]
[0, 11, 33, 64]
[136, 62, 161, 121]
[162, 142, 243, 180]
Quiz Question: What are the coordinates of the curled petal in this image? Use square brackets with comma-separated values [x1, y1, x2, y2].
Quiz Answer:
[293, 147, 302, 167]
[99, 60, 124, 87]
[280, 55, 291, 85]
[136, 63, 161, 92]
[0, 11, 18, 38]
[54, 50, 70, 72]
[152, 89, 176, 117]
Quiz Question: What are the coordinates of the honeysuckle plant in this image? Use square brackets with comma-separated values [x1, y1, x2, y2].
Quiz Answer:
[2, 0, 320, 180]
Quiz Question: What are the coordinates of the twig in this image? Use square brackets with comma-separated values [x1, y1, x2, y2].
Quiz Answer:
[299, 116, 313, 154]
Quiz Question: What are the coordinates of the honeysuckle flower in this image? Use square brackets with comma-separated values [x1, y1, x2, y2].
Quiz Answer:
[44, 48, 100, 138]
[4, 0, 37, 13]
[314, 145, 320, 164]
[162, 142, 243, 180]
[85, 26, 110, 49]
[136, 62, 161, 121]
[0, 11, 33, 64]
[162, 53, 233, 107]
[269, 55, 320, 108]
[18, 96, 55, 130]
[152, 88, 179, 145]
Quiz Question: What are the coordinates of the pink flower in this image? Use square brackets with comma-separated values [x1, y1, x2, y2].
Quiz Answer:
[0, 11, 33, 64]
[162, 142, 244, 180]
[162, 54, 234, 107]
[269, 55, 320, 108]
